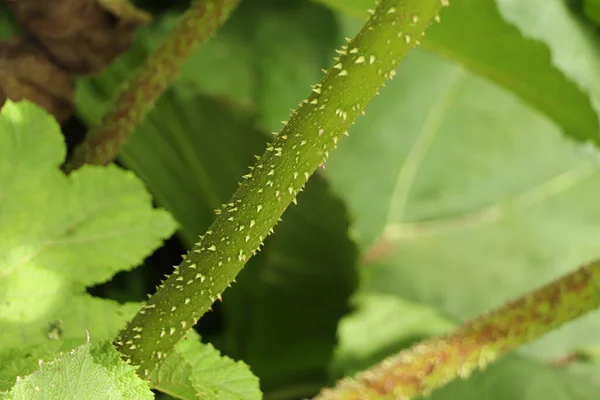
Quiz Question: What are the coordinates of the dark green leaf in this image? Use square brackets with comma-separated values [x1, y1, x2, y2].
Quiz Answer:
[0, 100, 175, 351]
[223, 176, 358, 395]
[1, 341, 153, 400]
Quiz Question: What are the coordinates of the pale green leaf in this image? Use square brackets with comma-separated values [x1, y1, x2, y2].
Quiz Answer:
[326, 48, 600, 361]
[430, 354, 600, 399]
[1, 341, 153, 400]
[314, 0, 600, 144]
[0, 100, 176, 349]
[333, 294, 600, 399]
[149, 332, 261, 400]
[495, 0, 600, 143]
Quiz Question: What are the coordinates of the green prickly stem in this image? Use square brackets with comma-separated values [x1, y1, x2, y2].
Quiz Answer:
[314, 259, 600, 399]
[114, 0, 448, 378]
[63, 0, 240, 172]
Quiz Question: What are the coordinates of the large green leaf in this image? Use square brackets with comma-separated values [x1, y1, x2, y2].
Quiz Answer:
[149, 332, 261, 400]
[0, 102, 259, 399]
[0, 100, 175, 351]
[430, 356, 600, 400]
[76, 1, 357, 396]
[326, 48, 600, 362]
[314, 0, 600, 144]
[1, 341, 153, 400]
[495, 0, 600, 139]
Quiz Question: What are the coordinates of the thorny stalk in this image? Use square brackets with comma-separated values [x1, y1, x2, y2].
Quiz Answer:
[114, 0, 448, 378]
[315, 259, 600, 399]
[64, 0, 240, 172]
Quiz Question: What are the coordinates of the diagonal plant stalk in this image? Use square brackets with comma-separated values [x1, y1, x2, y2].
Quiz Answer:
[314, 259, 600, 399]
[114, 0, 449, 378]
[63, 0, 240, 173]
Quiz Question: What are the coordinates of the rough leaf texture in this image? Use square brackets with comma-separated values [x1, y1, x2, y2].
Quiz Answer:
[148, 332, 261, 400]
[1, 341, 153, 399]
[0, 100, 175, 377]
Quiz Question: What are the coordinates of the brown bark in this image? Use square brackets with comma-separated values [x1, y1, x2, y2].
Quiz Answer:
[0, 36, 74, 122]
[0, 0, 150, 121]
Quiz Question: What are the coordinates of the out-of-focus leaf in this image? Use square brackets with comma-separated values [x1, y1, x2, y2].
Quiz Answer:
[333, 293, 600, 399]
[0, 303, 142, 392]
[149, 332, 261, 400]
[331, 293, 454, 377]
[0, 341, 153, 400]
[581, 0, 600, 25]
[495, 0, 600, 144]
[325, 48, 600, 361]
[0, 36, 74, 122]
[313, 0, 600, 144]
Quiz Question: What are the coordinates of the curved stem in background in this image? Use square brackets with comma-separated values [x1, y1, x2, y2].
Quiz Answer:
[315, 259, 600, 399]
[114, 0, 448, 378]
[63, 0, 240, 172]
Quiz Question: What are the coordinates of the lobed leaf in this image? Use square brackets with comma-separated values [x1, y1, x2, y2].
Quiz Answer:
[315, 0, 600, 145]
[495, 0, 600, 145]
[582, 0, 600, 25]
[1, 341, 153, 400]
[148, 332, 261, 400]
[0, 100, 176, 376]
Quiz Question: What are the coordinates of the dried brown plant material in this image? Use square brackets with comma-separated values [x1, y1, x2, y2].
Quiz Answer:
[0, 36, 73, 122]
[2, 0, 150, 74]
